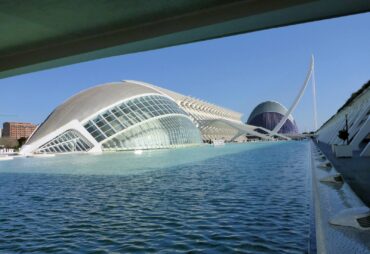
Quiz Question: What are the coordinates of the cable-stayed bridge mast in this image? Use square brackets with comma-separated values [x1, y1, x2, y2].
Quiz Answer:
[272, 55, 318, 135]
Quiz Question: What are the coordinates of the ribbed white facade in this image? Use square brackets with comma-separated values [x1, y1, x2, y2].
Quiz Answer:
[316, 84, 370, 157]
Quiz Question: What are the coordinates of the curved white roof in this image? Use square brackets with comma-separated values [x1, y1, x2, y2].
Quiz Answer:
[27, 81, 162, 145]
[27, 80, 248, 147]
[127, 80, 243, 120]
[247, 101, 295, 123]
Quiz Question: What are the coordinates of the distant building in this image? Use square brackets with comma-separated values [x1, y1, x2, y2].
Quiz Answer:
[247, 101, 299, 134]
[2, 122, 37, 139]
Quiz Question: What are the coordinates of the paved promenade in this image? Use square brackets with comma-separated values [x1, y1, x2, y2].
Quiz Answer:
[311, 141, 370, 253]
[316, 140, 370, 206]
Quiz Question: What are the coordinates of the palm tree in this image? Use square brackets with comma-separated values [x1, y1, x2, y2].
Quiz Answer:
[338, 114, 349, 145]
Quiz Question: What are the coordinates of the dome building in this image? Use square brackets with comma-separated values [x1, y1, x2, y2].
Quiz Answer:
[21, 80, 278, 155]
[247, 101, 299, 134]
[21, 81, 203, 154]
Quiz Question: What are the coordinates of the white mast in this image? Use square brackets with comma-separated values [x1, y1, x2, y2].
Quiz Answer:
[311, 55, 318, 130]
[272, 55, 314, 134]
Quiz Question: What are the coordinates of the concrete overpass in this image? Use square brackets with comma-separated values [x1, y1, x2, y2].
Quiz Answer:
[1, 0, 369, 79]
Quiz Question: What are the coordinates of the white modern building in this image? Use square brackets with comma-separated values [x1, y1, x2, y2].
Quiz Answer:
[316, 81, 370, 157]
[21, 80, 283, 154]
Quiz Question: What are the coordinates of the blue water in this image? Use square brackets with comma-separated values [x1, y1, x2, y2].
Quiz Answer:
[0, 141, 311, 253]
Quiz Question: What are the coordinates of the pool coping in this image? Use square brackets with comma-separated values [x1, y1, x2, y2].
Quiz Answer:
[310, 140, 370, 253]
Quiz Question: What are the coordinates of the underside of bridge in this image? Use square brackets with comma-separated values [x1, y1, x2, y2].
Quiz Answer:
[1, 0, 369, 79]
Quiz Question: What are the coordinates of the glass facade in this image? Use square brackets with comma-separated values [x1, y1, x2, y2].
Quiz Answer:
[102, 115, 201, 150]
[83, 95, 187, 142]
[36, 130, 93, 153]
[83, 94, 201, 150]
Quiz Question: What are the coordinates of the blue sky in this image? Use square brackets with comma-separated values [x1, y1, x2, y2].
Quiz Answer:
[1, 13, 369, 132]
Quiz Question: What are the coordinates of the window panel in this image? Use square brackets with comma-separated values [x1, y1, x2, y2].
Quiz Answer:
[84, 95, 192, 144]
[102, 115, 201, 151]
[36, 130, 93, 154]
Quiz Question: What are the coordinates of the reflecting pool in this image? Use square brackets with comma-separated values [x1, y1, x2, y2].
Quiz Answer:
[0, 141, 311, 253]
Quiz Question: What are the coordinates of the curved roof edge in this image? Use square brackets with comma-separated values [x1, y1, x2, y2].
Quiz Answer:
[126, 80, 243, 118]
[27, 81, 163, 145]
[247, 100, 295, 123]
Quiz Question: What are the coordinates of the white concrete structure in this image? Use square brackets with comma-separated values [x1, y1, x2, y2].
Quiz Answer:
[140, 81, 284, 142]
[316, 82, 370, 157]
[0, 148, 14, 155]
[273, 55, 317, 133]
[21, 80, 280, 155]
